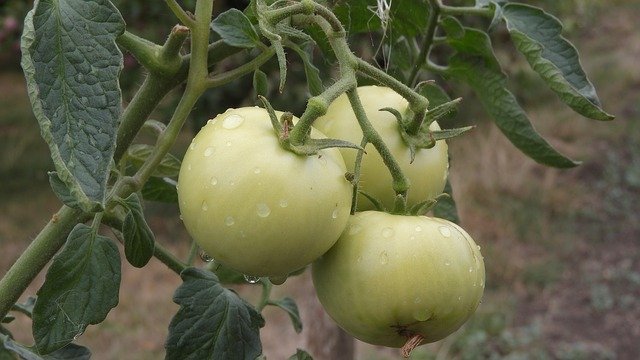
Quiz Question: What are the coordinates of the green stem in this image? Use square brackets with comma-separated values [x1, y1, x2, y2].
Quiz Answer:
[205, 48, 275, 88]
[438, 3, 494, 17]
[186, 240, 199, 266]
[153, 242, 188, 274]
[346, 89, 409, 201]
[256, 280, 273, 312]
[165, 0, 196, 27]
[0, 206, 88, 321]
[350, 137, 368, 214]
[408, 0, 440, 87]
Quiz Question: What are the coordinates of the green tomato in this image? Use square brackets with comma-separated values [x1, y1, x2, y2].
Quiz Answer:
[314, 86, 449, 211]
[312, 211, 485, 348]
[178, 107, 352, 277]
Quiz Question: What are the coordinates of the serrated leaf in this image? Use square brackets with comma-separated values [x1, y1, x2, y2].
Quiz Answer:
[1, 335, 90, 360]
[288, 44, 324, 96]
[33, 224, 121, 354]
[21, 1, 125, 212]
[253, 70, 269, 99]
[288, 349, 313, 360]
[268, 297, 302, 333]
[501, 4, 612, 121]
[211, 8, 261, 48]
[445, 27, 579, 168]
[121, 193, 155, 268]
[141, 177, 178, 203]
[433, 179, 460, 224]
[48, 172, 81, 210]
[127, 144, 181, 178]
[166, 268, 264, 360]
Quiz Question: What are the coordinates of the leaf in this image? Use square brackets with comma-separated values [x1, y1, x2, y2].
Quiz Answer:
[268, 297, 302, 333]
[288, 44, 324, 96]
[501, 3, 613, 121]
[475, 0, 504, 31]
[165, 268, 265, 360]
[253, 69, 269, 99]
[48, 172, 80, 210]
[211, 8, 262, 49]
[439, 16, 464, 39]
[433, 179, 460, 224]
[21, 1, 125, 212]
[445, 27, 579, 168]
[141, 177, 178, 203]
[33, 224, 121, 354]
[126, 144, 181, 178]
[333, 0, 430, 37]
[1, 335, 91, 360]
[288, 349, 313, 360]
[121, 193, 155, 268]
[12, 297, 37, 318]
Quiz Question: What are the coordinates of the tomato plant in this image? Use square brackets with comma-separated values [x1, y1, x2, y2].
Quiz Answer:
[313, 211, 485, 352]
[0, 0, 614, 359]
[178, 107, 351, 277]
[315, 86, 449, 211]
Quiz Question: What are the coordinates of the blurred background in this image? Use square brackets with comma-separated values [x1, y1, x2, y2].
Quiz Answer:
[1, 0, 639, 359]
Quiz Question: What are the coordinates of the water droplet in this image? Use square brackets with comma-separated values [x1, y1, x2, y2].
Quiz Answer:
[477, 245, 481, 251]
[473, 282, 477, 287]
[225, 216, 235, 226]
[480, 280, 485, 288]
[225, 141, 232, 147]
[189, 141, 196, 150]
[348, 224, 362, 235]
[331, 208, 339, 219]
[458, 296, 462, 301]
[222, 114, 244, 129]
[175, 184, 179, 190]
[253, 167, 261, 174]
[201, 201, 208, 211]
[357, 256, 363, 263]
[200, 251, 214, 262]
[256, 203, 271, 217]
[187, 164, 192, 171]
[179, 214, 184, 220]
[269, 275, 287, 285]
[469, 267, 474, 273]
[382, 227, 394, 238]
[415, 225, 423, 232]
[73, 329, 84, 340]
[204, 147, 215, 157]
[414, 309, 431, 321]
[379, 251, 389, 265]
[439, 226, 452, 237]
[279, 199, 289, 208]
[444, 260, 451, 266]
[229, 180, 236, 186]
[210, 177, 218, 186]
[244, 275, 260, 284]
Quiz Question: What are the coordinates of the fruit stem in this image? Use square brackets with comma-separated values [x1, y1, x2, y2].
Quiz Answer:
[401, 334, 425, 358]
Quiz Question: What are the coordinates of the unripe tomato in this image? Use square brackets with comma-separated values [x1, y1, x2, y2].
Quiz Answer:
[312, 211, 484, 348]
[178, 107, 352, 277]
[314, 86, 449, 211]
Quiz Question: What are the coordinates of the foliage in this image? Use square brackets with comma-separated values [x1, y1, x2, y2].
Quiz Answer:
[0, 0, 613, 359]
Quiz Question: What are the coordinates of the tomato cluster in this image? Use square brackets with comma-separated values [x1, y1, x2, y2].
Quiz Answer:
[178, 87, 485, 349]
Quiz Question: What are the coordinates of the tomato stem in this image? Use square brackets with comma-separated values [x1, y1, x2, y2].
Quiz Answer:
[401, 334, 425, 358]
[408, 0, 440, 87]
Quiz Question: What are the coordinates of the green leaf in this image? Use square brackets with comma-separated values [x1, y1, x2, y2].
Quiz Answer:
[439, 16, 464, 39]
[433, 179, 460, 224]
[475, 0, 503, 31]
[48, 172, 81, 210]
[11, 297, 36, 318]
[288, 349, 313, 360]
[121, 193, 155, 268]
[141, 177, 178, 203]
[126, 144, 181, 178]
[288, 44, 324, 96]
[1, 334, 90, 360]
[253, 69, 269, 99]
[268, 297, 302, 333]
[21, 1, 125, 212]
[166, 268, 265, 360]
[501, 3, 613, 121]
[33, 224, 121, 354]
[211, 8, 261, 48]
[445, 27, 579, 168]
[334, 0, 430, 37]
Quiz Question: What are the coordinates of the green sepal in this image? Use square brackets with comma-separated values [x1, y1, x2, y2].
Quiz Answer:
[286, 138, 362, 156]
[358, 191, 386, 212]
[409, 193, 451, 216]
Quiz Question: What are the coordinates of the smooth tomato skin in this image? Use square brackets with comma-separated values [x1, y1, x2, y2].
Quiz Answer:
[314, 86, 449, 211]
[312, 211, 485, 347]
[178, 107, 352, 277]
